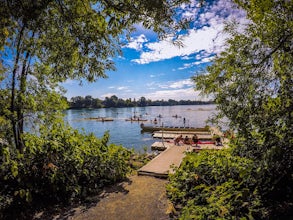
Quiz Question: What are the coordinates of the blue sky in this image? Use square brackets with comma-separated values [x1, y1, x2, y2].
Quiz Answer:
[63, 0, 247, 101]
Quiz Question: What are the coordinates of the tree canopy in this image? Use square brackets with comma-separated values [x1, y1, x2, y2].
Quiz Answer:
[0, 0, 193, 217]
[68, 95, 213, 108]
[184, 0, 293, 218]
[0, 0, 190, 150]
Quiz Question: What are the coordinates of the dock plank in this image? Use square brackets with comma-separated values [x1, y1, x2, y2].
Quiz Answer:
[139, 134, 228, 178]
[138, 145, 189, 178]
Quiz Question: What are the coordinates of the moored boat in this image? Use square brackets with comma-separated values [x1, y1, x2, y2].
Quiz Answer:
[85, 117, 114, 122]
[125, 118, 148, 122]
[140, 123, 210, 132]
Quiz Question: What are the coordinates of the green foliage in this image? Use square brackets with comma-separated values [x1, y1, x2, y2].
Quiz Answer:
[0, 0, 191, 151]
[0, 121, 132, 218]
[69, 94, 213, 109]
[167, 150, 266, 219]
[190, 0, 293, 218]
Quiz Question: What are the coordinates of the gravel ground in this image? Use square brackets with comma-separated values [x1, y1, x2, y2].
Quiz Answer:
[44, 175, 171, 220]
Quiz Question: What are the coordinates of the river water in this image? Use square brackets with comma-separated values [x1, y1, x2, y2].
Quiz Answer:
[64, 104, 217, 152]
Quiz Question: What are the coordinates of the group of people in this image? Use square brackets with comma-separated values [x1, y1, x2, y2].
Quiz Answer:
[174, 134, 199, 146]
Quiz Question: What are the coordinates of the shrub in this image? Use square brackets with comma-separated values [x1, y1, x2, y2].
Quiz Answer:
[167, 149, 267, 219]
[0, 121, 132, 218]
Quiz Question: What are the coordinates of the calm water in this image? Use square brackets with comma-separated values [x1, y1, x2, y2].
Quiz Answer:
[64, 105, 217, 151]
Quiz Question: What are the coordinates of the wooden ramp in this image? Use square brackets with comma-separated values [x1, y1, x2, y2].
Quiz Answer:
[138, 145, 189, 178]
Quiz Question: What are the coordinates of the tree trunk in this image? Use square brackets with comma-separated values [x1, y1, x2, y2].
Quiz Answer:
[10, 24, 25, 151]
[16, 50, 30, 151]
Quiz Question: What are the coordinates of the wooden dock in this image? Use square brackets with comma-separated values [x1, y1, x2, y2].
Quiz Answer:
[152, 131, 212, 140]
[153, 130, 211, 135]
[151, 141, 223, 151]
[138, 127, 229, 178]
[138, 144, 189, 178]
[139, 142, 226, 178]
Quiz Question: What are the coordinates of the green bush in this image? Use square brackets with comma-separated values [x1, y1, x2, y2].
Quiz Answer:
[167, 149, 267, 219]
[0, 121, 132, 218]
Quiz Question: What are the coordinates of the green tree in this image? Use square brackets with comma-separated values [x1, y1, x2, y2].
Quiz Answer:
[84, 95, 94, 108]
[93, 98, 103, 108]
[0, 0, 189, 151]
[194, 0, 293, 217]
[117, 98, 126, 107]
[70, 96, 85, 108]
[138, 96, 147, 107]
[0, 1, 194, 217]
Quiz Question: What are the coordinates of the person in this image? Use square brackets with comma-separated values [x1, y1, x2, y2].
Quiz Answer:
[215, 137, 222, 146]
[174, 135, 183, 146]
[184, 136, 191, 145]
[183, 117, 186, 127]
[192, 134, 199, 147]
[154, 118, 157, 124]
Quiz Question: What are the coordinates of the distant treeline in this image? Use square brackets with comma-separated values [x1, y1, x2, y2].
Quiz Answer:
[68, 95, 214, 109]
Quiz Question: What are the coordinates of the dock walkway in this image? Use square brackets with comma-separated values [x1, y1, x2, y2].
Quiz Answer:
[151, 141, 222, 151]
[138, 127, 228, 178]
[139, 142, 227, 178]
[138, 144, 189, 178]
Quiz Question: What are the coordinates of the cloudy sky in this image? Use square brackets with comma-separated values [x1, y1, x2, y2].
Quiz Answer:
[63, 0, 247, 101]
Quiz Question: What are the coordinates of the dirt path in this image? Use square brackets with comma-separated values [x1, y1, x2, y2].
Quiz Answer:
[52, 175, 171, 220]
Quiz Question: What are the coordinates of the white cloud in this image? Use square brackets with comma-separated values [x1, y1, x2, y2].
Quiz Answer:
[131, 0, 247, 65]
[144, 88, 205, 101]
[100, 93, 116, 98]
[178, 52, 215, 70]
[178, 63, 193, 70]
[132, 25, 224, 64]
[147, 79, 193, 90]
[62, 79, 76, 85]
[168, 79, 194, 89]
[181, 55, 193, 60]
[117, 86, 129, 91]
[146, 81, 157, 87]
[192, 56, 215, 66]
[149, 73, 165, 78]
[106, 86, 131, 92]
[124, 34, 148, 51]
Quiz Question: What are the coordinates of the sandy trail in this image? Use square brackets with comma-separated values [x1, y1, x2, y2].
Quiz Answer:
[54, 175, 170, 220]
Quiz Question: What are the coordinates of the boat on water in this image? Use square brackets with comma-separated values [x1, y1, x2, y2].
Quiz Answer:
[85, 117, 114, 122]
[125, 118, 148, 122]
[140, 123, 210, 132]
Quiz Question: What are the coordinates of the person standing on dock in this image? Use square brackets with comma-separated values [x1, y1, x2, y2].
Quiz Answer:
[192, 134, 199, 147]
